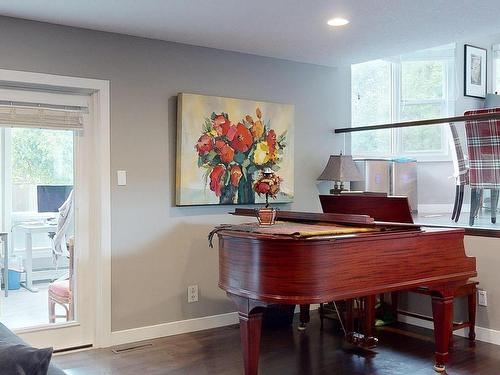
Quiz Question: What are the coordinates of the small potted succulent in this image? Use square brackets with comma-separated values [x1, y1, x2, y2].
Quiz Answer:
[253, 168, 281, 225]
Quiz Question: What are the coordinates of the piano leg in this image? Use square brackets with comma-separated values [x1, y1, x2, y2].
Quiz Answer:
[227, 293, 265, 375]
[431, 294, 454, 372]
[239, 311, 263, 375]
[362, 295, 378, 349]
[468, 290, 477, 342]
[299, 304, 310, 330]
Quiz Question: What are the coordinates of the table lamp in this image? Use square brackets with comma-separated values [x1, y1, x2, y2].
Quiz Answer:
[317, 153, 363, 194]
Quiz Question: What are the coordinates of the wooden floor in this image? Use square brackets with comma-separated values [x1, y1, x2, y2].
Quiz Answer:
[54, 312, 500, 374]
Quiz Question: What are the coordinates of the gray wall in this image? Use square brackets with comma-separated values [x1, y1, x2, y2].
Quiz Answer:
[0, 16, 345, 331]
[1, 15, 499, 335]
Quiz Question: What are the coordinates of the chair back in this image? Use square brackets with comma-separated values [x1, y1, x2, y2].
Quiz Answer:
[67, 237, 74, 292]
[449, 123, 469, 185]
[465, 108, 500, 188]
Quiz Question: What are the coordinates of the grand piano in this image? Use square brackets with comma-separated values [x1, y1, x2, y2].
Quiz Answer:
[213, 201, 477, 375]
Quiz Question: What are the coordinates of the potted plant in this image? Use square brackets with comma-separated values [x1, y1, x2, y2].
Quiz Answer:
[253, 168, 281, 225]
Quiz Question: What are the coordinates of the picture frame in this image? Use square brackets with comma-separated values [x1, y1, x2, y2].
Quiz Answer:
[464, 44, 487, 99]
[175, 93, 294, 206]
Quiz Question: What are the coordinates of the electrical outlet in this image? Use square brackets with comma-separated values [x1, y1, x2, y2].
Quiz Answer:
[478, 289, 488, 307]
[188, 285, 199, 303]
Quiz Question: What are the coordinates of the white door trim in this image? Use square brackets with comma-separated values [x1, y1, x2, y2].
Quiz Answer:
[0, 68, 111, 348]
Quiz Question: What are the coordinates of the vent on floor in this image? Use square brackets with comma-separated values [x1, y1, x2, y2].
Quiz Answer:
[112, 343, 153, 354]
[53, 344, 93, 354]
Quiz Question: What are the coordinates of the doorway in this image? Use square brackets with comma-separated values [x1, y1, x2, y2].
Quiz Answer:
[0, 70, 111, 350]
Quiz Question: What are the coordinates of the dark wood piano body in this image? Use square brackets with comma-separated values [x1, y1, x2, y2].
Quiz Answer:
[216, 209, 477, 374]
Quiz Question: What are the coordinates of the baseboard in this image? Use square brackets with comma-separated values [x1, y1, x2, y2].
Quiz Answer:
[111, 311, 239, 346]
[398, 314, 500, 346]
[111, 305, 321, 347]
[418, 204, 471, 214]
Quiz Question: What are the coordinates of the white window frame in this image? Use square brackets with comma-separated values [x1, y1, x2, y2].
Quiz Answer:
[0, 69, 111, 349]
[492, 44, 500, 94]
[352, 45, 455, 161]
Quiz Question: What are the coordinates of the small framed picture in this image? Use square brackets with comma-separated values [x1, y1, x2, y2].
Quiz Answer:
[464, 44, 487, 98]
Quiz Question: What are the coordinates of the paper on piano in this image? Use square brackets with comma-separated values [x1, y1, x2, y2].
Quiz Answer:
[247, 221, 377, 237]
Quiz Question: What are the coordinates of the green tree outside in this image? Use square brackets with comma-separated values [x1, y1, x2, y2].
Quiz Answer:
[11, 128, 74, 185]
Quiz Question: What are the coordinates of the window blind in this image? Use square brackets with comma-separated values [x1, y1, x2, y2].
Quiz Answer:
[0, 102, 85, 131]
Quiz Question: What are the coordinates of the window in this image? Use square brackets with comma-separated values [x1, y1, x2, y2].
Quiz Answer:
[11, 128, 74, 213]
[493, 44, 500, 94]
[351, 44, 455, 159]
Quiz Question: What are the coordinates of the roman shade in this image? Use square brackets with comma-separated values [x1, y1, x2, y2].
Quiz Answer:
[0, 88, 88, 131]
[0, 102, 85, 131]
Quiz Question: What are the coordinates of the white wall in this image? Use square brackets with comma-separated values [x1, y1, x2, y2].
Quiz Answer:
[1, 14, 500, 338]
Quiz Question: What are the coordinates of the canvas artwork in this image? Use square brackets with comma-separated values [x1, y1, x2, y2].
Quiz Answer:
[176, 93, 294, 206]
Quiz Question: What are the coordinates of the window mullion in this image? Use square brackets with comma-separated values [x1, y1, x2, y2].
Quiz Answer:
[392, 61, 402, 155]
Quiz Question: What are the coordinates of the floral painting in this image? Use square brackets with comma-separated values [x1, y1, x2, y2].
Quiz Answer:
[176, 93, 294, 206]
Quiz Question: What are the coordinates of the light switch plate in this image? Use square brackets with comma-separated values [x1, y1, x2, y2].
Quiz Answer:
[117, 170, 127, 186]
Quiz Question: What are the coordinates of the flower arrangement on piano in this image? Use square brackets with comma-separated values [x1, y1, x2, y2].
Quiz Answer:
[253, 169, 281, 225]
[194, 107, 287, 205]
[253, 169, 282, 207]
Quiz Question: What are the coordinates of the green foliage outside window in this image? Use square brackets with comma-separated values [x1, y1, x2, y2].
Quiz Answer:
[351, 60, 392, 155]
[352, 50, 452, 155]
[11, 128, 74, 185]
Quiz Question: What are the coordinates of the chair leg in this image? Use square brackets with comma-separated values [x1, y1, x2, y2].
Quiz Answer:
[455, 185, 465, 222]
[475, 189, 484, 217]
[491, 189, 499, 224]
[470, 188, 480, 226]
[451, 185, 459, 221]
[62, 304, 70, 322]
[48, 298, 56, 323]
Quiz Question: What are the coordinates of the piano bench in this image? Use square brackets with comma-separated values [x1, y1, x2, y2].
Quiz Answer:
[394, 280, 479, 342]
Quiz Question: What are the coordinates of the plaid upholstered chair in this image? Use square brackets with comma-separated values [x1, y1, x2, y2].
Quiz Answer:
[464, 108, 500, 226]
[449, 123, 469, 222]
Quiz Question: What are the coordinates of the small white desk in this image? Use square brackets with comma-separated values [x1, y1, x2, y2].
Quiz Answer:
[16, 223, 58, 292]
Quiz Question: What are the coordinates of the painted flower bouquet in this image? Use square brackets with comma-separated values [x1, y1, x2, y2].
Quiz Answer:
[195, 107, 287, 204]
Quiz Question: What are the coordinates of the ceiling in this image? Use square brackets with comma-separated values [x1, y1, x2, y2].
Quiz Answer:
[1, 0, 500, 67]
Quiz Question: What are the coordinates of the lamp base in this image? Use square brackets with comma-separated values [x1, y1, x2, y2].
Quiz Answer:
[330, 181, 345, 195]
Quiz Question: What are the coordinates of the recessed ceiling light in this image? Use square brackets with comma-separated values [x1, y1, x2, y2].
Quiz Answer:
[327, 18, 350, 27]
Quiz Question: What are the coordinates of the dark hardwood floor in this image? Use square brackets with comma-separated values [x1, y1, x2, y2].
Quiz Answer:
[54, 312, 500, 374]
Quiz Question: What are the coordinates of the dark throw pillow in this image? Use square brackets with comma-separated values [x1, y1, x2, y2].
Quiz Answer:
[0, 340, 53, 375]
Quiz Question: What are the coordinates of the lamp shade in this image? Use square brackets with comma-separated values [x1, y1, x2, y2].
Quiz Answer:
[317, 154, 363, 182]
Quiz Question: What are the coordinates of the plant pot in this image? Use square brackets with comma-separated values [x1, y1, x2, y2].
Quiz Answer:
[256, 207, 277, 226]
